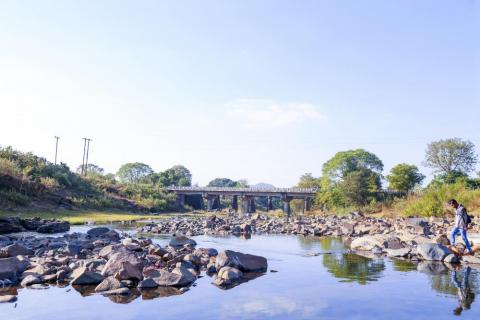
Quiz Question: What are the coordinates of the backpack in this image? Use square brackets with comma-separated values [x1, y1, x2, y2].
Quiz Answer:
[462, 206, 473, 226]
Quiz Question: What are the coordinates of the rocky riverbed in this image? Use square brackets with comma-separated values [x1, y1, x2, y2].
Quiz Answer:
[0, 225, 268, 304]
[140, 212, 480, 265]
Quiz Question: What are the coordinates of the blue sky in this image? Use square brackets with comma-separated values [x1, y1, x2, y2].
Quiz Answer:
[0, 0, 479, 186]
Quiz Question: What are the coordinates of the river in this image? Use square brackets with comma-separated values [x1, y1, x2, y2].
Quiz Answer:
[1, 223, 479, 320]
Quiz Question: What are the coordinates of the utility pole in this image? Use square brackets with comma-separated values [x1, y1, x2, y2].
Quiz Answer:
[81, 138, 88, 175]
[85, 138, 92, 175]
[54, 136, 60, 165]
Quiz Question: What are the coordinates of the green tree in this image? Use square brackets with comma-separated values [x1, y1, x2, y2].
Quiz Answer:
[156, 165, 192, 187]
[116, 162, 154, 183]
[319, 149, 383, 209]
[208, 178, 238, 187]
[297, 173, 321, 189]
[424, 138, 478, 176]
[386, 163, 425, 193]
[76, 163, 105, 176]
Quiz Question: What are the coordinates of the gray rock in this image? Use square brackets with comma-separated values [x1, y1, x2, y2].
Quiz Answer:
[87, 227, 110, 237]
[461, 255, 480, 265]
[416, 243, 451, 261]
[21, 275, 42, 287]
[214, 266, 243, 286]
[0, 257, 21, 281]
[95, 276, 123, 292]
[36, 221, 70, 234]
[215, 250, 268, 272]
[138, 277, 158, 289]
[169, 236, 197, 248]
[101, 287, 130, 296]
[385, 248, 411, 258]
[70, 267, 104, 285]
[101, 252, 142, 277]
[2, 243, 34, 257]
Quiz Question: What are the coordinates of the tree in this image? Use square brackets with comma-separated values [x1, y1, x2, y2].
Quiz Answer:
[157, 165, 192, 187]
[76, 164, 105, 175]
[208, 178, 238, 187]
[297, 173, 321, 189]
[319, 149, 384, 209]
[386, 163, 425, 193]
[116, 162, 154, 183]
[322, 149, 384, 181]
[424, 138, 478, 176]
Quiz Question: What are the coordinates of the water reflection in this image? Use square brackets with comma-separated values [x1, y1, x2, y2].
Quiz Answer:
[452, 267, 475, 316]
[297, 236, 344, 252]
[392, 259, 417, 272]
[322, 253, 385, 285]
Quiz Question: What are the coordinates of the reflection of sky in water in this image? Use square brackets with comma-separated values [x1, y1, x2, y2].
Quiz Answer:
[2, 225, 480, 319]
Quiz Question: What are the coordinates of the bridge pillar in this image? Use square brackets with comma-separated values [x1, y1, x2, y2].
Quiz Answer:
[267, 196, 273, 211]
[304, 197, 312, 213]
[249, 197, 256, 213]
[283, 197, 292, 218]
[213, 195, 221, 210]
[241, 196, 252, 214]
[232, 195, 238, 211]
[175, 194, 185, 211]
[206, 195, 214, 211]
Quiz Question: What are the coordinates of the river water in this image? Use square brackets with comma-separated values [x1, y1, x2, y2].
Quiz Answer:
[2, 224, 480, 320]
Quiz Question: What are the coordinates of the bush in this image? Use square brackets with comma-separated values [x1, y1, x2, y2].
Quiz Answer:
[0, 189, 30, 206]
[397, 182, 480, 217]
[0, 158, 21, 177]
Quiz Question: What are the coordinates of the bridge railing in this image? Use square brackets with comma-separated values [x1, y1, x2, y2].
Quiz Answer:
[166, 186, 318, 194]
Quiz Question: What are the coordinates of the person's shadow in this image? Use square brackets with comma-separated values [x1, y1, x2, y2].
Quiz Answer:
[451, 267, 475, 316]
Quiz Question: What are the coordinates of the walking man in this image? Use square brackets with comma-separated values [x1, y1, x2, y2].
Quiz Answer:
[449, 199, 473, 255]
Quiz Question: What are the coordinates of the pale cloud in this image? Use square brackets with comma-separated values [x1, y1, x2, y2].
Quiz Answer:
[226, 99, 323, 127]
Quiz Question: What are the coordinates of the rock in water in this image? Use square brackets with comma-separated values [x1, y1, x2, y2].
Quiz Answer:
[214, 266, 243, 286]
[70, 267, 104, 285]
[21, 275, 42, 287]
[461, 255, 480, 265]
[101, 252, 143, 277]
[215, 250, 268, 272]
[87, 227, 111, 237]
[95, 276, 123, 292]
[350, 236, 384, 251]
[169, 236, 197, 248]
[416, 243, 451, 261]
[36, 221, 70, 234]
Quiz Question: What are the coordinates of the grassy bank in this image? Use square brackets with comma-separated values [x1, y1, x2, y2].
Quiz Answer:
[0, 210, 192, 225]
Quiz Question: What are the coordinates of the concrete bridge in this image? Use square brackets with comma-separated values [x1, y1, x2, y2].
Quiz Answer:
[167, 186, 317, 215]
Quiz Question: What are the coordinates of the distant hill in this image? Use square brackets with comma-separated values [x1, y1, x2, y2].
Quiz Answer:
[252, 183, 276, 189]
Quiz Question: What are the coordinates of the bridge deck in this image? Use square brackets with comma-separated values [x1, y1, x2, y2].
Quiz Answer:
[167, 186, 317, 198]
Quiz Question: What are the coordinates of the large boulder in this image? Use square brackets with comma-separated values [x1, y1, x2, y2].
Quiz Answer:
[215, 250, 267, 272]
[70, 267, 104, 285]
[102, 252, 143, 279]
[87, 227, 110, 238]
[0, 257, 22, 281]
[169, 236, 197, 248]
[36, 221, 70, 234]
[0, 218, 25, 234]
[21, 275, 42, 287]
[2, 243, 34, 257]
[416, 243, 451, 261]
[350, 236, 385, 251]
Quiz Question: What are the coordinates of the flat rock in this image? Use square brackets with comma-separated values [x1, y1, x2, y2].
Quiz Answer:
[215, 250, 267, 272]
[95, 276, 123, 292]
[461, 255, 480, 265]
[87, 227, 111, 237]
[3, 243, 34, 257]
[70, 267, 104, 285]
[169, 236, 197, 248]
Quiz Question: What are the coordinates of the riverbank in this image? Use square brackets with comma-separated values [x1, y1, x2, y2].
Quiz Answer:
[0, 210, 205, 226]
